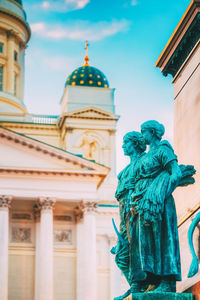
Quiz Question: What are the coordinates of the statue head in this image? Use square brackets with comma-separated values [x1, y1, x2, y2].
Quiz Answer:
[122, 131, 146, 156]
[141, 120, 165, 145]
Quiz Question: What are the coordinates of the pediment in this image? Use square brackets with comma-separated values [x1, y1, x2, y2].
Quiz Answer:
[63, 106, 119, 120]
[0, 127, 109, 176]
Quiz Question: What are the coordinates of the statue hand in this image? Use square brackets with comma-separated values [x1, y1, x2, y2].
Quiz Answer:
[110, 246, 117, 255]
[110, 240, 121, 255]
[188, 256, 199, 278]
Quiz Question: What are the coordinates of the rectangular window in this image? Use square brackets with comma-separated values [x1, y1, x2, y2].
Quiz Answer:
[14, 51, 18, 62]
[14, 73, 17, 96]
[0, 43, 3, 53]
[0, 66, 3, 91]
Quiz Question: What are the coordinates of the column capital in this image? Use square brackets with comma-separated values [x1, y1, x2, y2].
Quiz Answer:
[6, 30, 17, 40]
[0, 195, 12, 209]
[74, 205, 83, 222]
[38, 197, 56, 210]
[74, 201, 98, 222]
[108, 129, 116, 136]
[33, 204, 41, 221]
[83, 201, 98, 213]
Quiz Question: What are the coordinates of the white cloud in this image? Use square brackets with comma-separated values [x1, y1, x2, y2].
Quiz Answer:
[30, 19, 130, 41]
[42, 1, 50, 8]
[131, 0, 137, 5]
[40, 0, 89, 12]
[31, 22, 46, 32]
[43, 56, 78, 72]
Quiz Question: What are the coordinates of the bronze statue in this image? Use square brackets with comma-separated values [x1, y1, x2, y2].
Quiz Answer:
[112, 121, 195, 299]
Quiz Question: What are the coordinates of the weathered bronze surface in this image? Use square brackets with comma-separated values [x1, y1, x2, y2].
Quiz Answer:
[112, 120, 196, 299]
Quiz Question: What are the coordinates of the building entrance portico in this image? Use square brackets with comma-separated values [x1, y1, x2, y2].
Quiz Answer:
[3, 195, 105, 300]
[0, 125, 119, 300]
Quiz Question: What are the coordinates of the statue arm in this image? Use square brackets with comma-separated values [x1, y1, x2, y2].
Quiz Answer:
[165, 160, 182, 194]
[187, 212, 200, 277]
[178, 164, 196, 187]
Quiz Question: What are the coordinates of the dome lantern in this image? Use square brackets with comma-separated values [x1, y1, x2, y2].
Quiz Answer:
[65, 41, 109, 89]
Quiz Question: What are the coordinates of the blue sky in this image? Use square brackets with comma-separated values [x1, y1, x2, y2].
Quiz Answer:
[23, 0, 191, 171]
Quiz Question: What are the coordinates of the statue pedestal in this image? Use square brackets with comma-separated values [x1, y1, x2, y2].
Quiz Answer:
[129, 293, 193, 300]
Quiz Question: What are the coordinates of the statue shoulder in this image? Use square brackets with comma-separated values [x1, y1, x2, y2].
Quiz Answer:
[159, 140, 174, 151]
[117, 165, 130, 180]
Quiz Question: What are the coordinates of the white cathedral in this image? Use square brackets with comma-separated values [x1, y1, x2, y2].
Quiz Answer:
[0, 1, 122, 300]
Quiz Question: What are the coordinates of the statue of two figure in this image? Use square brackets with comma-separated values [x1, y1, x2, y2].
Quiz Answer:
[111, 120, 196, 299]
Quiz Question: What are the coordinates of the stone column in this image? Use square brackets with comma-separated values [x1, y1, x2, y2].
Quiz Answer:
[76, 201, 98, 300]
[6, 31, 15, 94]
[108, 235, 122, 299]
[34, 205, 41, 300]
[0, 195, 12, 300]
[38, 197, 55, 300]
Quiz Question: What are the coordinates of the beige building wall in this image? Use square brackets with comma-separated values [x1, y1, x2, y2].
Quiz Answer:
[173, 43, 200, 221]
[8, 254, 35, 300]
[54, 255, 76, 300]
[155, 0, 200, 294]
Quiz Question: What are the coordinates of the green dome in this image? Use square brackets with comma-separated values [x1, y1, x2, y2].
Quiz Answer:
[65, 65, 109, 88]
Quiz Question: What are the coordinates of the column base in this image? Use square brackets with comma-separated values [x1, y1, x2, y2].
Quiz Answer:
[127, 293, 193, 300]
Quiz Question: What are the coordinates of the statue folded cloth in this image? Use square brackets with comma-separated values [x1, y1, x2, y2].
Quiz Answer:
[111, 121, 196, 299]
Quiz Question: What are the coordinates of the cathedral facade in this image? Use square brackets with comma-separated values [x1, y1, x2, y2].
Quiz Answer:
[0, 1, 121, 300]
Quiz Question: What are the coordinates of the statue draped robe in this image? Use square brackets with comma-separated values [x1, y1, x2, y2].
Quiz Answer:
[114, 154, 145, 284]
[130, 141, 181, 282]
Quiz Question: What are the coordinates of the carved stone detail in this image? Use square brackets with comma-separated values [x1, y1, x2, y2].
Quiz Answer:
[54, 229, 72, 244]
[74, 205, 84, 222]
[12, 213, 32, 220]
[11, 227, 31, 243]
[74, 201, 98, 222]
[33, 204, 41, 221]
[6, 29, 17, 39]
[108, 129, 116, 136]
[38, 197, 56, 210]
[0, 195, 12, 209]
[83, 201, 98, 213]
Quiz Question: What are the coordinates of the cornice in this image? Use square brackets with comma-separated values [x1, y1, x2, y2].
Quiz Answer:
[0, 7, 31, 43]
[0, 96, 27, 114]
[0, 168, 105, 178]
[1, 122, 58, 131]
[155, 1, 200, 77]
[163, 13, 200, 77]
[59, 106, 119, 128]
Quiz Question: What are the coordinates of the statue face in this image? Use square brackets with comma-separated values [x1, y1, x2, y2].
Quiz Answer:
[122, 138, 136, 156]
[141, 128, 153, 145]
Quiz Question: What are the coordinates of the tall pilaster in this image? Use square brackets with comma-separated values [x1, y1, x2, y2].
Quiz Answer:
[0, 195, 12, 300]
[6, 31, 15, 94]
[38, 197, 55, 300]
[76, 201, 98, 300]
